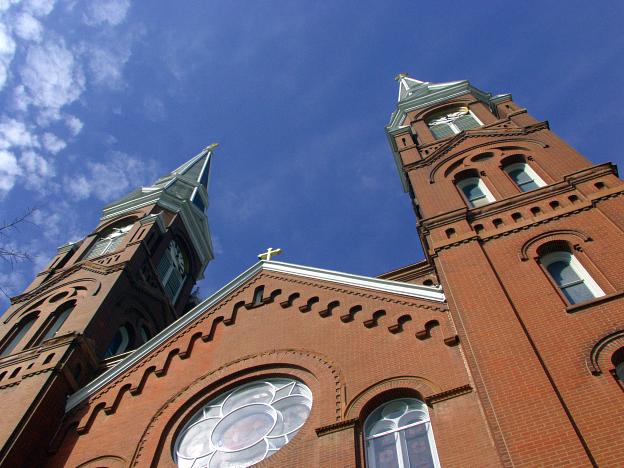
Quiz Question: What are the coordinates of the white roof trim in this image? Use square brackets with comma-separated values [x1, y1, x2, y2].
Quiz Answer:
[65, 260, 445, 411]
[262, 261, 444, 301]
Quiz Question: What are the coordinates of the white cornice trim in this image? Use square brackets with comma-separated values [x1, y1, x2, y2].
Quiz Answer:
[65, 260, 445, 412]
[262, 261, 445, 301]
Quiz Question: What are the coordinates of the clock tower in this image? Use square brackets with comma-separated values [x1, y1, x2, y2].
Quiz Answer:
[0, 146, 216, 466]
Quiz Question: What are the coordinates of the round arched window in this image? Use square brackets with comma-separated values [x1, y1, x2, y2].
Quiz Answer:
[364, 398, 440, 468]
[174, 377, 313, 467]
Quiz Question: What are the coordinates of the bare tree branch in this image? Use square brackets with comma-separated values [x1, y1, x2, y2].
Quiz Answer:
[0, 208, 37, 297]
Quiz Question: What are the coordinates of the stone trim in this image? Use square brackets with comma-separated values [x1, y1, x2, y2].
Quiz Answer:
[316, 418, 359, 437]
[425, 384, 472, 405]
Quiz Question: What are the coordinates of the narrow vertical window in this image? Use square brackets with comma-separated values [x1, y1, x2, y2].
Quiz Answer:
[540, 250, 604, 304]
[457, 177, 495, 208]
[612, 348, 624, 382]
[504, 162, 545, 192]
[157, 240, 188, 304]
[364, 398, 440, 468]
[0, 315, 37, 357]
[34, 303, 74, 345]
[104, 324, 133, 358]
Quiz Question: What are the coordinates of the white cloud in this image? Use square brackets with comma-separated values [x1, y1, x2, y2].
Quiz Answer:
[23, 0, 56, 17]
[0, 22, 16, 91]
[65, 151, 156, 202]
[13, 13, 43, 42]
[20, 38, 85, 114]
[0, 118, 39, 149]
[0, 150, 21, 194]
[19, 149, 55, 189]
[83, 0, 130, 26]
[41, 132, 66, 153]
[64, 114, 83, 136]
[85, 43, 131, 87]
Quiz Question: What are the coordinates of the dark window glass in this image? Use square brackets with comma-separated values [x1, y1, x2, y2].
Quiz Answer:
[0, 317, 36, 357]
[546, 260, 595, 304]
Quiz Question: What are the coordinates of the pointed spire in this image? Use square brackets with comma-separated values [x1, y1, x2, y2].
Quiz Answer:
[154, 143, 217, 191]
[395, 73, 426, 102]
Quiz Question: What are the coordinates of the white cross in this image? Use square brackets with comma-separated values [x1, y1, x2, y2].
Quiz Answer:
[258, 247, 282, 261]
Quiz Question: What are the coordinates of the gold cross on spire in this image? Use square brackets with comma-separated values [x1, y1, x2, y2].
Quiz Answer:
[203, 143, 219, 152]
[258, 247, 282, 261]
[395, 72, 408, 81]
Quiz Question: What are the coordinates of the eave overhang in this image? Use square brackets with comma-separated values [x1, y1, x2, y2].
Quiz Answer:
[101, 188, 214, 275]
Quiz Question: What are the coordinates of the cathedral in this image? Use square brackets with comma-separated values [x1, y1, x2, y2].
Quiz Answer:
[0, 76, 623, 467]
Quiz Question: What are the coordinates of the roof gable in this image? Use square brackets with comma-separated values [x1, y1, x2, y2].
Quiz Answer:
[66, 260, 445, 411]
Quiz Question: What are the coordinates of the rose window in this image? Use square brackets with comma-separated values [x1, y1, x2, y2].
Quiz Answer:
[174, 378, 313, 467]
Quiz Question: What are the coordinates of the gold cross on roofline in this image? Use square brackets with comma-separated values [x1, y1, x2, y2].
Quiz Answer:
[394, 72, 408, 81]
[258, 247, 282, 261]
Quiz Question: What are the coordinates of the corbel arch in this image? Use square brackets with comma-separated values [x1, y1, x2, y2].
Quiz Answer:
[519, 229, 592, 261]
[587, 330, 624, 376]
[344, 375, 441, 420]
[4, 278, 100, 324]
[429, 138, 548, 183]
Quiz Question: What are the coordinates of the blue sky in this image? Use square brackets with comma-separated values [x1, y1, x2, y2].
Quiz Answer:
[0, 0, 622, 308]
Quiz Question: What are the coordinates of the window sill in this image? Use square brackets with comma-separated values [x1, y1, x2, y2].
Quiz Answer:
[566, 290, 624, 314]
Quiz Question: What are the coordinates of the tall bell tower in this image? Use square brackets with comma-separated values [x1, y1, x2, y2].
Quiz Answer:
[0, 145, 216, 466]
[387, 76, 624, 467]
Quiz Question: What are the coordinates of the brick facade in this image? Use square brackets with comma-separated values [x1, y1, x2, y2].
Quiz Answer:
[0, 80, 622, 467]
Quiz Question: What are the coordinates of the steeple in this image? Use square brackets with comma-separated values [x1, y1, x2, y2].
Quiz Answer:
[102, 145, 216, 272]
[395, 73, 425, 101]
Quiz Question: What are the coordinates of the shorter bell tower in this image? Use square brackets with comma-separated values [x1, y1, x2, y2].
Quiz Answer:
[0, 145, 216, 467]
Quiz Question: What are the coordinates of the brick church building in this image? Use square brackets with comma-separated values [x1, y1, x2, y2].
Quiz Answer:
[0, 76, 622, 467]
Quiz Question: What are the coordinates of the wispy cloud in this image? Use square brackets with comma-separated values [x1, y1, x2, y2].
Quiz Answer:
[65, 151, 157, 202]
[83, 0, 130, 27]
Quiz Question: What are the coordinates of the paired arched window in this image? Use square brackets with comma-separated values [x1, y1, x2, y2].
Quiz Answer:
[104, 324, 134, 358]
[32, 303, 74, 346]
[456, 176, 495, 208]
[85, 222, 134, 260]
[364, 398, 440, 468]
[503, 161, 545, 192]
[157, 240, 188, 304]
[0, 315, 37, 357]
[540, 249, 605, 305]
[426, 107, 481, 140]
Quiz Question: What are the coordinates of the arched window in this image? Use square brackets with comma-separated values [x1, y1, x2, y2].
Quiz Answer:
[364, 398, 440, 468]
[612, 348, 624, 382]
[157, 240, 188, 304]
[503, 162, 545, 192]
[104, 324, 134, 358]
[456, 176, 495, 208]
[540, 250, 605, 304]
[174, 378, 312, 467]
[85, 222, 134, 260]
[33, 303, 74, 345]
[426, 107, 481, 140]
[0, 315, 37, 357]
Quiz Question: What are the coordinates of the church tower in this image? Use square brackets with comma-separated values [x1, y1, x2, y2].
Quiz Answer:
[387, 76, 624, 466]
[0, 146, 216, 466]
